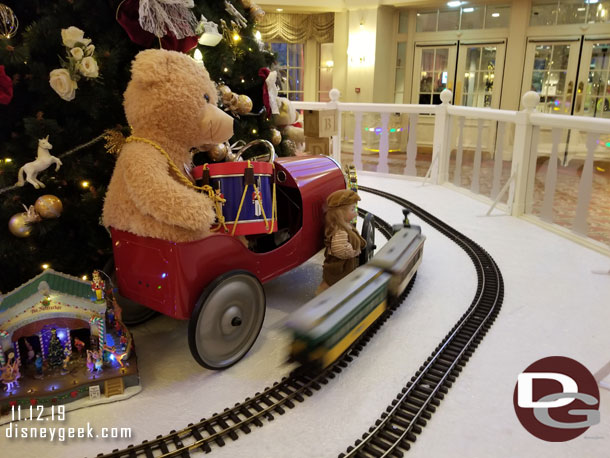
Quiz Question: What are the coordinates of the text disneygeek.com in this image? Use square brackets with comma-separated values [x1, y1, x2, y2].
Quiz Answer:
[4, 422, 132, 442]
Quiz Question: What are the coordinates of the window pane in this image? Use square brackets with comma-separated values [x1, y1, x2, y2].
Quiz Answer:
[421, 49, 435, 72]
[551, 44, 570, 69]
[434, 49, 449, 72]
[320, 43, 333, 66]
[416, 11, 437, 32]
[395, 67, 405, 93]
[530, 1, 559, 26]
[588, 1, 610, 23]
[486, 5, 510, 28]
[396, 42, 406, 67]
[289, 68, 303, 93]
[481, 46, 497, 71]
[438, 9, 460, 30]
[420, 71, 433, 92]
[398, 10, 409, 33]
[534, 45, 553, 69]
[557, 0, 587, 24]
[433, 72, 447, 91]
[288, 44, 303, 67]
[460, 6, 485, 30]
[319, 67, 333, 100]
[465, 47, 482, 72]
[271, 43, 288, 66]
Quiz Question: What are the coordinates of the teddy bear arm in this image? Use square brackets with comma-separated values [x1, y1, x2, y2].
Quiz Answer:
[122, 152, 215, 232]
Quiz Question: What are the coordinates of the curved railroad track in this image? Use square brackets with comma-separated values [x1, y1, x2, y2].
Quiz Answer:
[339, 186, 504, 457]
[95, 208, 414, 458]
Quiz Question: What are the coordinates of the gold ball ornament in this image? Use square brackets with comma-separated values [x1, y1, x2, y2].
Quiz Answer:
[8, 212, 34, 237]
[35, 195, 63, 219]
[228, 93, 240, 112]
[0, 4, 18, 39]
[218, 84, 232, 99]
[208, 143, 228, 162]
[270, 128, 282, 145]
[236, 94, 253, 114]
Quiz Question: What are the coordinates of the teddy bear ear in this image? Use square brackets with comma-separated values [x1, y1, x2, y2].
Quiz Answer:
[129, 49, 191, 87]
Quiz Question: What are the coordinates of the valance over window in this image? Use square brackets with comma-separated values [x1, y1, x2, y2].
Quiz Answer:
[258, 13, 334, 43]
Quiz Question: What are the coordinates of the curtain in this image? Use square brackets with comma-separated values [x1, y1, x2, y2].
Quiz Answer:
[258, 13, 334, 43]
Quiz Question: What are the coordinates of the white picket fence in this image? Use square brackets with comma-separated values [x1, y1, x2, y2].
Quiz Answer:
[292, 89, 610, 255]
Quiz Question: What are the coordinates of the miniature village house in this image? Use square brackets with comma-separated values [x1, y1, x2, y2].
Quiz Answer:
[0, 269, 138, 412]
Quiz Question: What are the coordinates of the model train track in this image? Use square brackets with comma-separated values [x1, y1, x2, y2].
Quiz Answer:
[339, 186, 504, 457]
[95, 208, 413, 458]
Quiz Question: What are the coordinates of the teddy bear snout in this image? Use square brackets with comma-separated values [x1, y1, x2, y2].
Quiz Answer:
[203, 104, 234, 143]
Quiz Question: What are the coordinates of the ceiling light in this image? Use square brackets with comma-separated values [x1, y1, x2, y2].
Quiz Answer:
[463, 7, 474, 12]
[447, 1, 462, 7]
[276, 8, 283, 12]
[491, 12, 500, 17]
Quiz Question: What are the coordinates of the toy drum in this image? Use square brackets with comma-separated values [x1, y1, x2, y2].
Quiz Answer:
[192, 161, 277, 236]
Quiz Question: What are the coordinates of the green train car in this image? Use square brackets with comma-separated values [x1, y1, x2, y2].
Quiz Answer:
[287, 224, 425, 369]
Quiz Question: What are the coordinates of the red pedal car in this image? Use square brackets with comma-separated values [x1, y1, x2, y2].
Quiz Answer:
[109, 154, 346, 369]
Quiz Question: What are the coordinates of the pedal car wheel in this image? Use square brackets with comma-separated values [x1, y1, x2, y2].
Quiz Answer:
[189, 270, 266, 369]
[359, 212, 376, 266]
[103, 258, 158, 326]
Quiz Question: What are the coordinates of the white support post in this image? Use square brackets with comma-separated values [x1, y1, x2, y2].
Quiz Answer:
[485, 171, 516, 216]
[422, 154, 440, 186]
[509, 91, 539, 216]
[377, 113, 390, 174]
[353, 112, 363, 170]
[432, 90, 453, 185]
[329, 88, 342, 164]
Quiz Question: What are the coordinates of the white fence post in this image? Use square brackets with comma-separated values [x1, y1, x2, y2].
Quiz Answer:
[432, 89, 453, 185]
[329, 88, 342, 164]
[509, 91, 539, 216]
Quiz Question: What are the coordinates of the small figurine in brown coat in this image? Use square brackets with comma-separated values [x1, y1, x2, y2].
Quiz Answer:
[317, 189, 366, 294]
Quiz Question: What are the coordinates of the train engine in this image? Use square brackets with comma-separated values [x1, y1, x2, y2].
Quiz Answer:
[287, 219, 426, 369]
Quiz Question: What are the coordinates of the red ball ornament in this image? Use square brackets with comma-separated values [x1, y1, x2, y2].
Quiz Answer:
[51, 398, 58, 404]
[9, 401, 16, 407]
[70, 391, 78, 398]
[30, 399, 37, 406]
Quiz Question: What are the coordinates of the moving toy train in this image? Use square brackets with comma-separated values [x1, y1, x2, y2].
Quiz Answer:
[286, 221, 426, 369]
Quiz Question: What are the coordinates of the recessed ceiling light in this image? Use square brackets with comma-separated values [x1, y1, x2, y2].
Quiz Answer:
[447, 1, 462, 7]
[491, 12, 500, 17]
[463, 7, 474, 12]
[276, 8, 283, 12]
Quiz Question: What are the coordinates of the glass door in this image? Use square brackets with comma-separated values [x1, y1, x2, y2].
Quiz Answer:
[454, 42, 506, 108]
[412, 44, 458, 105]
[575, 40, 610, 119]
[521, 39, 581, 114]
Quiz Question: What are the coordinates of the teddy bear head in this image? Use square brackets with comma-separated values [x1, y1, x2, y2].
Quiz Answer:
[123, 49, 233, 152]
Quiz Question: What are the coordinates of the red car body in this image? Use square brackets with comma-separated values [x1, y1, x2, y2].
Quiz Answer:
[110, 155, 345, 320]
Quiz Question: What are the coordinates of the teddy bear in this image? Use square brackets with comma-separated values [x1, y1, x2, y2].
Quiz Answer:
[272, 96, 305, 156]
[102, 49, 234, 242]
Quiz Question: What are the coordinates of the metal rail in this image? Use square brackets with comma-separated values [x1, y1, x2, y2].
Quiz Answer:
[339, 186, 504, 457]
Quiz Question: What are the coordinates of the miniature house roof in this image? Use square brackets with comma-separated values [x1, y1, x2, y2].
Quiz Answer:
[0, 269, 106, 336]
[0, 269, 92, 313]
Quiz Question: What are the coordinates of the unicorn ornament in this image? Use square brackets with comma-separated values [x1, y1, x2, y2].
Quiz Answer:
[16, 136, 62, 189]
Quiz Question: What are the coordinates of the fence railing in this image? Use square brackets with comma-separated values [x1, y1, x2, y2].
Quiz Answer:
[292, 90, 610, 255]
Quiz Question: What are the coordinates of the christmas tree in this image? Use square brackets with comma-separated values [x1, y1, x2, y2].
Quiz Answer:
[0, 1, 278, 293]
[46, 328, 64, 368]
